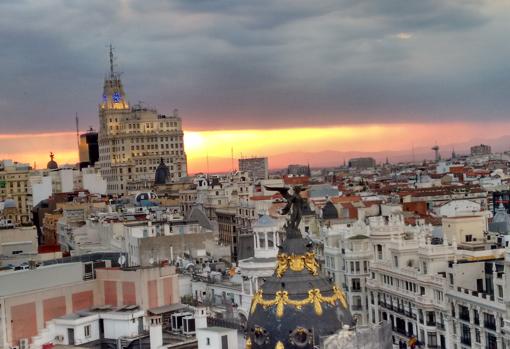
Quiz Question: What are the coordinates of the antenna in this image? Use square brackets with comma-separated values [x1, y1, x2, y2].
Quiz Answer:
[231, 146, 234, 172]
[109, 43, 115, 79]
[75, 113, 79, 150]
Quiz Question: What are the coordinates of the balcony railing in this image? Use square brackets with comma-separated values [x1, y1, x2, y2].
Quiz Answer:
[459, 312, 470, 322]
[484, 321, 496, 331]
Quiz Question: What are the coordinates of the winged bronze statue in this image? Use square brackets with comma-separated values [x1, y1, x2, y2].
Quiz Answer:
[265, 185, 307, 237]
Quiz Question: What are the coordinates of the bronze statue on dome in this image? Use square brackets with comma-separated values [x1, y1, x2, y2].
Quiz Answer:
[264, 185, 307, 237]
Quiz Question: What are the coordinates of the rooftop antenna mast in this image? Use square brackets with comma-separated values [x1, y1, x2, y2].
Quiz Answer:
[75, 113, 80, 150]
[109, 43, 115, 79]
[231, 146, 234, 172]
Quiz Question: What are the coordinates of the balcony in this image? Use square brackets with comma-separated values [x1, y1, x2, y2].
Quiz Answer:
[484, 321, 496, 331]
[394, 308, 406, 315]
[392, 327, 410, 337]
[460, 336, 472, 346]
[351, 304, 363, 311]
[459, 312, 471, 322]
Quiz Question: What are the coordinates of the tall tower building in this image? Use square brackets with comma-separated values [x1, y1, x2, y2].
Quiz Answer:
[78, 128, 99, 169]
[98, 46, 187, 195]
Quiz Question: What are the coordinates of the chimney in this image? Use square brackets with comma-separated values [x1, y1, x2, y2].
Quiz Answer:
[149, 315, 163, 349]
[195, 306, 208, 329]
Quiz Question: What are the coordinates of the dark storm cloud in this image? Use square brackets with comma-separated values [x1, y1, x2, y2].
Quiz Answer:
[0, 0, 507, 132]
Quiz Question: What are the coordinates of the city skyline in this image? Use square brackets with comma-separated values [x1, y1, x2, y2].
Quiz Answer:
[2, 121, 510, 173]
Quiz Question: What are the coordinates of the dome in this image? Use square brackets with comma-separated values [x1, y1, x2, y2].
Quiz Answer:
[47, 152, 58, 170]
[322, 201, 339, 220]
[154, 158, 170, 185]
[489, 203, 510, 234]
[247, 187, 353, 349]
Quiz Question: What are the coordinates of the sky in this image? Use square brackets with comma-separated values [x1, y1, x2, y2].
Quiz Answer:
[1, 0, 510, 172]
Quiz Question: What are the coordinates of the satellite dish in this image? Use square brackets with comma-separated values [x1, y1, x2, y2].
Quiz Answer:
[149, 258, 155, 265]
[118, 255, 126, 266]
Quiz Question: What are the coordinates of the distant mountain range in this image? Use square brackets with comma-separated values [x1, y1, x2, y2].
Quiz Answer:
[188, 134, 510, 173]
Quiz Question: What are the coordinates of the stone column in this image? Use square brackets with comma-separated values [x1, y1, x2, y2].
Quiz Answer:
[264, 232, 268, 250]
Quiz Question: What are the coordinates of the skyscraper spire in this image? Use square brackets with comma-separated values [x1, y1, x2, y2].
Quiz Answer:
[109, 43, 115, 79]
[101, 45, 128, 110]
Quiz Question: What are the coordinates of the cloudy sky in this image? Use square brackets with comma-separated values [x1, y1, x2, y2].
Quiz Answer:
[1, 0, 510, 170]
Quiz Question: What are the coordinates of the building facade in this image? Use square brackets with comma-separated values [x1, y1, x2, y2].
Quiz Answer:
[78, 129, 99, 169]
[471, 144, 492, 156]
[97, 50, 187, 195]
[0, 160, 32, 225]
[238, 157, 268, 181]
[348, 157, 376, 170]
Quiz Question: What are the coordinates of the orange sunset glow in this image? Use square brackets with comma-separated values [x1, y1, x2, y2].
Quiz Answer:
[2, 122, 510, 173]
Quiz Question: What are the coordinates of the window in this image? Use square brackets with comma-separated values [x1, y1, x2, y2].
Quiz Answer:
[84, 325, 91, 338]
[484, 313, 496, 331]
[352, 278, 361, 292]
[394, 256, 399, 268]
[498, 285, 503, 298]
[206, 337, 210, 345]
[460, 324, 471, 346]
[427, 332, 437, 347]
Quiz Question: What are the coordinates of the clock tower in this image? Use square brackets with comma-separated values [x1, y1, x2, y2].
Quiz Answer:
[100, 44, 129, 111]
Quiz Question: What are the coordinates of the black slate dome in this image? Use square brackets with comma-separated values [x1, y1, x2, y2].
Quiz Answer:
[322, 201, 339, 220]
[47, 152, 58, 170]
[246, 186, 354, 349]
[154, 158, 170, 185]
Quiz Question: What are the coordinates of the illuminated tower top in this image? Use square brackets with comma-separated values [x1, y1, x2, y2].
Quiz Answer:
[100, 45, 129, 110]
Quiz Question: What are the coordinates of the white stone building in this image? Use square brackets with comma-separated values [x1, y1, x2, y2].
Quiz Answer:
[323, 220, 372, 325]
[97, 51, 187, 195]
